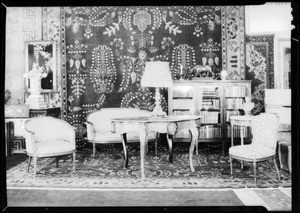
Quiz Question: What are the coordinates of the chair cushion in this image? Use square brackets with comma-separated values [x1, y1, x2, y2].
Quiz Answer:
[27, 139, 75, 156]
[229, 144, 276, 159]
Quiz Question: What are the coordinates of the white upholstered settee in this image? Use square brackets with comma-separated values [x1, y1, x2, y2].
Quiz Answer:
[86, 108, 158, 168]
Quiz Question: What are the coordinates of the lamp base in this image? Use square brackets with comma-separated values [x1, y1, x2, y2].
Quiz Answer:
[150, 105, 167, 118]
[150, 87, 167, 118]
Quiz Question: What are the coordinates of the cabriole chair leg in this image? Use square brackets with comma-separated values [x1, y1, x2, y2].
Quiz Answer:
[33, 156, 37, 179]
[73, 152, 76, 172]
[273, 158, 281, 180]
[92, 143, 96, 157]
[27, 156, 32, 173]
[155, 132, 159, 157]
[56, 157, 59, 168]
[253, 161, 257, 184]
[230, 156, 233, 178]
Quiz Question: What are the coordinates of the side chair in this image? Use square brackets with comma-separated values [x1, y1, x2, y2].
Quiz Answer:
[23, 116, 76, 179]
[229, 113, 281, 184]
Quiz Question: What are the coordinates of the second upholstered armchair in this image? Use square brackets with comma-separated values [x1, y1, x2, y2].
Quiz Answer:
[229, 113, 281, 183]
[86, 108, 159, 168]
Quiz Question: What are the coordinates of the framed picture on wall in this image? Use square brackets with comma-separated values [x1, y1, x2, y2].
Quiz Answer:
[24, 40, 57, 93]
[278, 38, 291, 89]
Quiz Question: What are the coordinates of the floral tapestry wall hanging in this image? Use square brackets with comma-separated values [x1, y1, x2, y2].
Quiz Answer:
[245, 34, 274, 114]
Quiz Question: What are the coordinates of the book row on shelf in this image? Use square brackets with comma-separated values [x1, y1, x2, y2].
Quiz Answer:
[201, 98, 220, 109]
[224, 110, 241, 122]
[174, 126, 222, 139]
[199, 111, 219, 123]
[224, 98, 244, 109]
[172, 110, 191, 116]
[224, 86, 248, 97]
[202, 87, 219, 97]
[174, 129, 191, 138]
[225, 126, 252, 138]
[198, 125, 221, 138]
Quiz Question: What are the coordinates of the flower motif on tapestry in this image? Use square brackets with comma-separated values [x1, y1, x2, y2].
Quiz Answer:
[193, 6, 221, 37]
[170, 44, 196, 78]
[120, 88, 168, 112]
[199, 37, 221, 67]
[81, 94, 106, 114]
[90, 45, 117, 93]
[161, 37, 175, 56]
[123, 7, 162, 50]
[65, 7, 118, 39]
[114, 49, 149, 93]
[67, 113, 87, 139]
[246, 44, 267, 82]
[67, 40, 88, 98]
[252, 84, 265, 115]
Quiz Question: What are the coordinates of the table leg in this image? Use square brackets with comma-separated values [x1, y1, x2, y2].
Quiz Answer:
[240, 127, 244, 169]
[241, 127, 244, 146]
[231, 124, 234, 147]
[166, 134, 173, 163]
[121, 133, 129, 168]
[139, 123, 147, 179]
[189, 122, 198, 172]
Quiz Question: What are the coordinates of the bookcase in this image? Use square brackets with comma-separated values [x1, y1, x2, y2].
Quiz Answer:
[168, 80, 252, 151]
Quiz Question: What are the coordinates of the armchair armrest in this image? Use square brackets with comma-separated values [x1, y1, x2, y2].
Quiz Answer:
[86, 120, 93, 125]
[23, 129, 38, 155]
[85, 121, 95, 141]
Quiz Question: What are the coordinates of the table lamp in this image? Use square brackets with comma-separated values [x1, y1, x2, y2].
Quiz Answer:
[141, 61, 173, 117]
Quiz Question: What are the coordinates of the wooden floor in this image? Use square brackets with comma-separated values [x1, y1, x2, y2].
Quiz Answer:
[4, 187, 292, 211]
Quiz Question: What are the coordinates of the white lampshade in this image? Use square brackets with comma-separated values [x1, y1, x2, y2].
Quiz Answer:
[141, 62, 173, 88]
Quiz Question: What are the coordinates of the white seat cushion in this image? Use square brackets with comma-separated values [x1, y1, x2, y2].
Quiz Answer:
[229, 144, 276, 159]
[27, 139, 75, 156]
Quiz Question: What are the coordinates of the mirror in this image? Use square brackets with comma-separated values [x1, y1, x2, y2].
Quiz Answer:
[24, 40, 57, 92]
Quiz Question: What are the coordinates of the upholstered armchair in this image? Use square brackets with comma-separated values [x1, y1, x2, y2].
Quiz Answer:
[86, 108, 159, 168]
[24, 116, 76, 178]
[229, 113, 281, 183]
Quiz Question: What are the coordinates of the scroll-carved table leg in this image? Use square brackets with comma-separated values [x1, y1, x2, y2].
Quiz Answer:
[139, 123, 148, 179]
[166, 134, 173, 163]
[189, 121, 199, 172]
[121, 133, 129, 168]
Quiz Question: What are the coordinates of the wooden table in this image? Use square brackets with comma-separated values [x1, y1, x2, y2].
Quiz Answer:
[111, 115, 201, 178]
[230, 115, 253, 147]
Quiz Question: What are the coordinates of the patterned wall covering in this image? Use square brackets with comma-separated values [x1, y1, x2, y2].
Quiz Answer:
[42, 7, 62, 107]
[5, 7, 61, 107]
[246, 35, 274, 114]
[61, 6, 226, 148]
[6, 7, 43, 104]
[222, 6, 245, 79]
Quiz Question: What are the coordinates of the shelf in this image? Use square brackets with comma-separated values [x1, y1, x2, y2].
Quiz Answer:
[198, 138, 223, 142]
[199, 123, 221, 126]
[200, 109, 220, 111]
[173, 97, 193, 99]
[169, 80, 252, 152]
[202, 96, 220, 99]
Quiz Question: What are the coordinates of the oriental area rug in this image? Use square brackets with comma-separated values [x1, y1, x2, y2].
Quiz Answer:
[6, 142, 291, 189]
